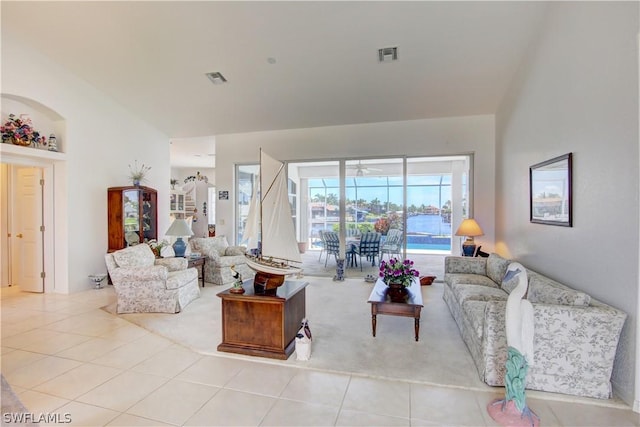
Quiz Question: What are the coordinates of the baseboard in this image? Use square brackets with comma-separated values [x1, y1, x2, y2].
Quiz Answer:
[611, 379, 637, 412]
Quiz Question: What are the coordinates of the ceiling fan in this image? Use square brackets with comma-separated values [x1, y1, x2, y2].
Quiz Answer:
[349, 161, 383, 176]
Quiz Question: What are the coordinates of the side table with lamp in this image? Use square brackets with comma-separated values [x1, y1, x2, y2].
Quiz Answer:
[454, 218, 484, 257]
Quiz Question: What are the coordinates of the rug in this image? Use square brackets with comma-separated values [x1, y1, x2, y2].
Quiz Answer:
[1, 374, 38, 426]
[104, 278, 489, 391]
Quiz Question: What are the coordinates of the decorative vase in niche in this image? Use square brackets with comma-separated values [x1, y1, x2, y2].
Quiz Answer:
[48, 134, 58, 152]
[386, 282, 408, 303]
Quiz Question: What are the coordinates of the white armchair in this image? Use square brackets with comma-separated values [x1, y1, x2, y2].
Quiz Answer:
[189, 236, 254, 286]
[105, 243, 200, 313]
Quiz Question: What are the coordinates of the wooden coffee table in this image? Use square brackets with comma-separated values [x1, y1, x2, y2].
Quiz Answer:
[367, 278, 423, 341]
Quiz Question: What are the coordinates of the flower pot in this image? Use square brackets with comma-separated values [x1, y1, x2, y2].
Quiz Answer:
[298, 242, 307, 254]
[386, 282, 408, 303]
[11, 137, 31, 147]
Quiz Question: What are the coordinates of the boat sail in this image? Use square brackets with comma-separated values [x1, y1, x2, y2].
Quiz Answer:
[244, 150, 302, 292]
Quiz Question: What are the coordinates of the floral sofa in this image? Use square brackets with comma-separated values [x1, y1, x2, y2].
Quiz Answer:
[105, 243, 200, 313]
[444, 253, 626, 399]
[189, 236, 254, 286]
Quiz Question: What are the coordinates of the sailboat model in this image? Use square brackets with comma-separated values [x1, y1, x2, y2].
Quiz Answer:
[244, 150, 302, 294]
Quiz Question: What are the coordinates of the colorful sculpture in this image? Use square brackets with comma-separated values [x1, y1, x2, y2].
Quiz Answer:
[487, 262, 540, 427]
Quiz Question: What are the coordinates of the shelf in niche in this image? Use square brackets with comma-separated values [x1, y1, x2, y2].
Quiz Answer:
[0, 143, 66, 161]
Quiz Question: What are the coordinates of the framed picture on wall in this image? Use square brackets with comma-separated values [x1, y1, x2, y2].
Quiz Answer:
[218, 190, 229, 200]
[530, 153, 573, 227]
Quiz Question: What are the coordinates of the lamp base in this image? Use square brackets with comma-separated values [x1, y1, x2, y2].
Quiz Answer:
[173, 238, 187, 257]
[461, 238, 476, 257]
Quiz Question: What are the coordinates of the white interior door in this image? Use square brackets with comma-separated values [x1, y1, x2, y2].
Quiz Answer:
[13, 167, 44, 293]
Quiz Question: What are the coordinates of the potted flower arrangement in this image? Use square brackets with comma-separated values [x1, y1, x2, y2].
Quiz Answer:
[128, 160, 151, 186]
[379, 257, 419, 302]
[147, 239, 169, 258]
[1, 114, 46, 147]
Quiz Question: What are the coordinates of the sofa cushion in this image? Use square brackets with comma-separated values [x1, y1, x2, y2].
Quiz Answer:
[447, 274, 499, 289]
[528, 275, 591, 307]
[501, 261, 526, 294]
[454, 284, 509, 306]
[487, 253, 510, 285]
[113, 244, 155, 268]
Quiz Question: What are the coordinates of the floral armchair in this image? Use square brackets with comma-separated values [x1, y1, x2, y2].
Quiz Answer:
[105, 243, 200, 313]
[189, 236, 254, 286]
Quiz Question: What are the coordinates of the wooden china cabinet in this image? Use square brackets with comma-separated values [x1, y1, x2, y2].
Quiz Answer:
[107, 186, 158, 252]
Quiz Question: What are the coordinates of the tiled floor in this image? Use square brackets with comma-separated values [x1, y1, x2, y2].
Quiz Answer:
[2, 286, 639, 426]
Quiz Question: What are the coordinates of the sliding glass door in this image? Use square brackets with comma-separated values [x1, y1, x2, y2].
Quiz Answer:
[236, 155, 471, 259]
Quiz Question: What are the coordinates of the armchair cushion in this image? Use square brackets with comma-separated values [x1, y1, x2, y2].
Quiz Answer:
[155, 257, 188, 272]
[166, 269, 198, 290]
[225, 246, 246, 256]
[113, 244, 155, 268]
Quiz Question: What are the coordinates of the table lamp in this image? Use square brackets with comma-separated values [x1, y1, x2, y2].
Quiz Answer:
[165, 219, 194, 257]
[455, 218, 484, 257]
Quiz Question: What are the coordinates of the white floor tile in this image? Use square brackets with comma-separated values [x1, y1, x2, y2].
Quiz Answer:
[76, 370, 168, 412]
[224, 362, 298, 397]
[43, 401, 119, 426]
[106, 413, 174, 426]
[184, 388, 275, 426]
[130, 344, 202, 378]
[16, 390, 70, 414]
[33, 363, 122, 400]
[260, 399, 339, 426]
[410, 384, 485, 426]
[176, 355, 247, 387]
[127, 378, 220, 425]
[4, 355, 82, 389]
[280, 369, 350, 407]
[342, 376, 410, 419]
[336, 409, 410, 426]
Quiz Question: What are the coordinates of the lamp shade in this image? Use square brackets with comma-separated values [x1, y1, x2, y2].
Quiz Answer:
[455, 219, 484, 237]
[165, 219, 194, 237]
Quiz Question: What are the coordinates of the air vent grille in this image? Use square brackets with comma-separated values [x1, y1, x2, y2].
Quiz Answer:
[206, 72, 227, 85]
[378, 47, 398, 62]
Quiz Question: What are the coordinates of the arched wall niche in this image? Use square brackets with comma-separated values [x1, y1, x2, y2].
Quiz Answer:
[1, 93, 66, 153]
[0, 92, 69, 293]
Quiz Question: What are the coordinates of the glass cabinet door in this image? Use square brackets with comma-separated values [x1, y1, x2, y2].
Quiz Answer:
[142, 190, 156, 241]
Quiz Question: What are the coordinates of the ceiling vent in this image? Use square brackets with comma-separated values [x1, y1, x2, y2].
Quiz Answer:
[206, 72, 227, 85]
[378, 47, 398, 62]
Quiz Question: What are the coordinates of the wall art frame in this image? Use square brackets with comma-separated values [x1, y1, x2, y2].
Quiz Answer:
[529, 152, 573, 227]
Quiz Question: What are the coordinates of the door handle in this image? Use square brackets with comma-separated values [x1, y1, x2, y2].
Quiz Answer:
[16, 233, 23, 238]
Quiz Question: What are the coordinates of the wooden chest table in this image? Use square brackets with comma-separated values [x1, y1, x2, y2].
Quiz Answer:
[217, 279, 308, 359]
[367, 278, 423, 341]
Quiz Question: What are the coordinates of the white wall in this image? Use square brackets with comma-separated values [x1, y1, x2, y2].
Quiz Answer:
[496, 2, 639, 406]
[215, 115, 496, 248]
[2, 35, 171, 293]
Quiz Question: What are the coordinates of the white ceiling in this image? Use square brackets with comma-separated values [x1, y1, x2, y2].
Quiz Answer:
[2, 1, 548, 166]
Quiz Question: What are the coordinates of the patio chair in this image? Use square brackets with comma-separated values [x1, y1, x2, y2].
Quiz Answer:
[317, 230, 326, 261]
[355, 231, 381, 271]
[380, 228, 403, 260]
[323, 231, 341, 267]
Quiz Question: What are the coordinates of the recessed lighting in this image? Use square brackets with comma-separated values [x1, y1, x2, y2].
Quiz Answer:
[206, 72, 227, 85]
[378, 47, 398, 62]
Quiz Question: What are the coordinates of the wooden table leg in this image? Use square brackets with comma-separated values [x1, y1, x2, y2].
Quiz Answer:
[414, 317, 420, 341]
[372, 314, 377, 337]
